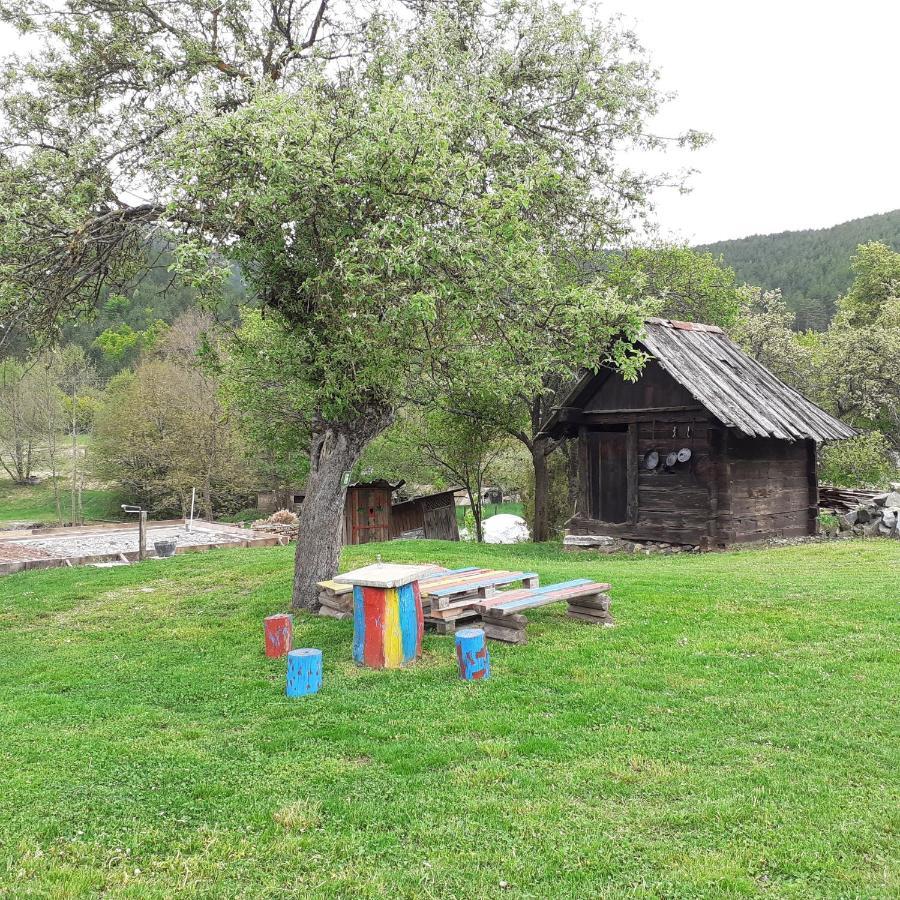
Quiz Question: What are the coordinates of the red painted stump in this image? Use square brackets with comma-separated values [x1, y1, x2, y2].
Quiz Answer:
[264, 613, 293, 658]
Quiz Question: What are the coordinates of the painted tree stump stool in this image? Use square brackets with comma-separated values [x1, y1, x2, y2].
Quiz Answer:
[264, 613, 293, 658]
[335, 564, 429, 669]
[286, 648, 323, 697]
[455, 627, 491, 681]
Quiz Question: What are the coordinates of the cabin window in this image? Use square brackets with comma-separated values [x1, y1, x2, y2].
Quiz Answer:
[586, 429, 628, 523]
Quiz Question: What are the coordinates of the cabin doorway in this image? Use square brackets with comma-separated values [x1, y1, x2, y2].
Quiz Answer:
[586, 429, 628, 523]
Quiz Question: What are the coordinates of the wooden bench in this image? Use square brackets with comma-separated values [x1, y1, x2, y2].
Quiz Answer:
[474, 578, 612, 644]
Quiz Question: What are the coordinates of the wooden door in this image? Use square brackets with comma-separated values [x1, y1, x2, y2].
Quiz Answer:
[587, 430, 628, 523]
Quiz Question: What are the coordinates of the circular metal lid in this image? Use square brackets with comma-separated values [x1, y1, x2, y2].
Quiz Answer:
[665, 451, 678, 467]
[677, 447, 692, 463]
[645, 450, 659, 469]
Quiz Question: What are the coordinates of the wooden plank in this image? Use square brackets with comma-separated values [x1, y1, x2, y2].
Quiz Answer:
[567, 596, 611, 612]
[481, 611, 528, 626]
[626, 423, 638, 524]
[418, 568, 497, 594]
[476, 578, 602, 609]
[477, 580, 611, 616]
[567, 608, 614, 625]
[482, 623, 528, 644]
[426, 571, 538, 599]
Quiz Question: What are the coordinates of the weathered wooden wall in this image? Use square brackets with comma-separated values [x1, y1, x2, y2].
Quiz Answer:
[722, 435, 817, 543]
[343, 485, 392, 545]
[570, 414, 716, 546]
[390, 492, 460, 541]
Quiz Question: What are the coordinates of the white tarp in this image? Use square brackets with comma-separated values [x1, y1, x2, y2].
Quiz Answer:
[482, 513, 530, 544]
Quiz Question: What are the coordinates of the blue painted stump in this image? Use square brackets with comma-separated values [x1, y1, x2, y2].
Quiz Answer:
[455, 628, 490, 681]
[286, 648, 323, 697]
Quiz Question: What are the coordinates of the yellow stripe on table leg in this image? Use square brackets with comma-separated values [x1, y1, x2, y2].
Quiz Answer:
[383, 587, 403, 668]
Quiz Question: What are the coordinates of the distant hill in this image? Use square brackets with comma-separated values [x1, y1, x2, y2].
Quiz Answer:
[697, 209, 900, 330]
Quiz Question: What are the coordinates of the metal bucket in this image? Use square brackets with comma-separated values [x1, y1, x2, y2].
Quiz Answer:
[154, 540, 177, 558]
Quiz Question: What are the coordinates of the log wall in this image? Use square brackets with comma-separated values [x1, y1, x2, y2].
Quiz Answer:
[723, 434, 817, 543]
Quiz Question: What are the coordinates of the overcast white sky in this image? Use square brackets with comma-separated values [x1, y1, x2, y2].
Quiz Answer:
[607, 0, 900, 243]
[1, 1, 897, 245]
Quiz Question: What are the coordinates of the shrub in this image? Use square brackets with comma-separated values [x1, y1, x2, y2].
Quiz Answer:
[819, 431, 898, 488]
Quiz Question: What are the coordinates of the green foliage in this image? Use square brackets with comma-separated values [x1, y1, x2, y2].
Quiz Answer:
[92, 318, 167, 368]
[216, 308, 313, 487]
[0, 475, 122, 525]
[0, 540, 898, 895]
[699, 209, 900, 330]
[818, 432, 898, 489]
[91, 352, 253, 518]
[816, 244, 900, 446]
[523, 449, 571, 539]
[605, 245, 742, 326]
[728, 287, 816, 391]
[838, 240, 900, 326]
[0, 357, 63, 484]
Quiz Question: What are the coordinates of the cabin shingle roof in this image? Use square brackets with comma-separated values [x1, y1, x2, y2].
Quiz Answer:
[545, 317, 856, 442]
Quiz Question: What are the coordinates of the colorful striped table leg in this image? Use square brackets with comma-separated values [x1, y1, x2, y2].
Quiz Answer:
[455, 628, 490, 680]
[352, 580, 424, 669]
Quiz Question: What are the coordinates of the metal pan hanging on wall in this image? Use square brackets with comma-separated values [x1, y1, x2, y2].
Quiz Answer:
[665, 451, 678, 468]
[677, 447, 692, 463]
[644, 450, 659, 470]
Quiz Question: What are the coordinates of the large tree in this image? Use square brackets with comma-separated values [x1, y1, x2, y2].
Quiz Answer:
[0, 0, 702, 606]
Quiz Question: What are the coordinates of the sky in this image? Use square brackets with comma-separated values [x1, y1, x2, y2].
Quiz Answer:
[604, 0, 900, 243]
[0, 2, 897, 245]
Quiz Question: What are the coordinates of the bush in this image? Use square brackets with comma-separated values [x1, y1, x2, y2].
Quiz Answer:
[523, 448, 572, 540]
[819, 431, 898, 488]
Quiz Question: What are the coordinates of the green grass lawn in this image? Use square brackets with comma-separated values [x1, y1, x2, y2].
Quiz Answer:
[0, 476, 123, 525]
[1, 540, 898, 897]
[457, 501, 524, 524]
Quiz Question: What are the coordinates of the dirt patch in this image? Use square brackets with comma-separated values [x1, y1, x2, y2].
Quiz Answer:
[0, 544, 52, 563]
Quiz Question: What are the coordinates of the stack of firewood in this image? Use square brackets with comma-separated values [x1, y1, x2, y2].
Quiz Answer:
[480, 609, 528, 644]
[566, 592, 613, 625]
[316, 580, 354, 620]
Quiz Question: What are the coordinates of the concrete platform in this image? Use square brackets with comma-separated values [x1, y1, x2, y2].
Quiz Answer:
[0, 519, 283, 575]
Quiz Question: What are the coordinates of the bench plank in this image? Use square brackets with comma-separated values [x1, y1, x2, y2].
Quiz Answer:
[426, 571, 539, 598]
[477, 580, 611, 616]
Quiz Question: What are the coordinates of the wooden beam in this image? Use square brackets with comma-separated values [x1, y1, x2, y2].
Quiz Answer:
[626, 423, 638, 524]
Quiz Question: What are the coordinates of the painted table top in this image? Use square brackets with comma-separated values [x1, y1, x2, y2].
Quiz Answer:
[334, 562, 433, 589]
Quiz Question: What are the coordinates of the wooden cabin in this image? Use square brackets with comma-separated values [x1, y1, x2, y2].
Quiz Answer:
[541, 318, 856, 548]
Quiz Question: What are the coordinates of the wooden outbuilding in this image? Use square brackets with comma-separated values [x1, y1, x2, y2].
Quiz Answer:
[390, 487, 460, 541]
[541, 318, 856, 548]
[257, 480, 459, 544]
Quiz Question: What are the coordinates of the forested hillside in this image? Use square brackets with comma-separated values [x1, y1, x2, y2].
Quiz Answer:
[699, 209, 900, 329]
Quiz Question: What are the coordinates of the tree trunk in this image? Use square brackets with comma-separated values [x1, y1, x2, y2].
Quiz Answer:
[465, 482, 484, 543]
[531, 439, 551, 542]
[291, 408, 393, 611]
[71, 390, 78, 525]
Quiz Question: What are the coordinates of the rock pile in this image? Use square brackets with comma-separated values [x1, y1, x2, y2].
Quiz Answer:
[563, 534, 699, 555]
[836, 483, 900, 538]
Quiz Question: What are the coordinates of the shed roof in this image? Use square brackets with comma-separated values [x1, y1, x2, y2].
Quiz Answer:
[544, 317, 856, 442]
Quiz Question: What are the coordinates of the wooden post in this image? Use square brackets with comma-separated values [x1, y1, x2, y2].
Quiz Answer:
[455, 627, 490, 680]
[138, 510, 147, 561]
[264, 613, 293, 658]
[286, 648, 322, 697]
[626, 423, 638, 523]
